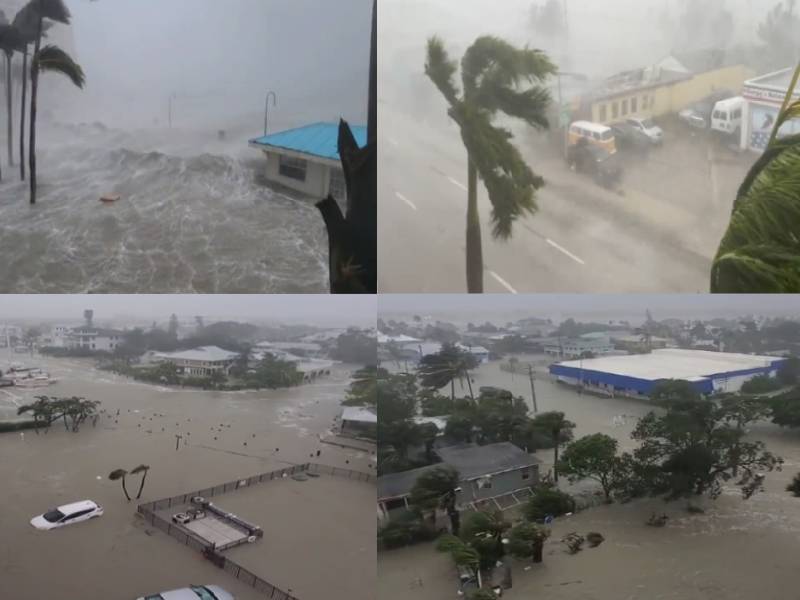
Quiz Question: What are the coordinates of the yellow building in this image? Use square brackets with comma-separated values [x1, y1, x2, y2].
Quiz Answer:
[585, 50, 754, 125]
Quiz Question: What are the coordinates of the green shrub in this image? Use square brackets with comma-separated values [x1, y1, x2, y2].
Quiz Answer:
[378, 510, 437, 549]
[524, 487, 576, 522]
[740, 375, 782, 395]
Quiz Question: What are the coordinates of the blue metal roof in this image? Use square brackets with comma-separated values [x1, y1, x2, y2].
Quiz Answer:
[249, 122, 367, 161]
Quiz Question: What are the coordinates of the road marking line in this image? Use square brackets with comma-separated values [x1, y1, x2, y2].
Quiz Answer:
[546, 238, 585, 265]
[447, 177, 468, 191]
[489, 271, 518, 294]
[395, 191, 417, 211]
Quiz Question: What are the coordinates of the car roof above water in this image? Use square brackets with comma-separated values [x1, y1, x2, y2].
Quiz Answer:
[153, 585, 234, 600]
[55, 500, 98, 514]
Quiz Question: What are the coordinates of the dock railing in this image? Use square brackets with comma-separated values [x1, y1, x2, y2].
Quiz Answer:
[137, 462, 373, 599]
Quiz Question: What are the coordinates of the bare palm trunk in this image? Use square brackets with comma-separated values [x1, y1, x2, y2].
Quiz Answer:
[120, 477, 131, 501]
[553, 435, 559, 482]
[465, 371, 475, 400]
[450, 378, 455, 401]
[136, 470, 148, 499]
[19, 48, 27, 180]
[5, 53, 13, 167]
[465, 157, 483, 292]
[29, 15, 43, 205]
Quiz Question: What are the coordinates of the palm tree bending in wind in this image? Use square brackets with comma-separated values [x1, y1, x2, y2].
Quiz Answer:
[425, 36, 556, 292]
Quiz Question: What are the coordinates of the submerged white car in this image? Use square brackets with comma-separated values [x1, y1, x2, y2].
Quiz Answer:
[626, 117, 664, 144]
[30, 499, 104, 530]
[137, 585, 235, 600]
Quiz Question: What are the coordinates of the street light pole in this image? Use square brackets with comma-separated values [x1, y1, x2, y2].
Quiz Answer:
[264, 91, 277, 136]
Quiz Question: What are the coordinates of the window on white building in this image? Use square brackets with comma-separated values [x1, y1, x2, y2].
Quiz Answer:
[278, 155, 307, 181]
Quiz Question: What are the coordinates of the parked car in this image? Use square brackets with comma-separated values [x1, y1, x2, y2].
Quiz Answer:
[136, 584, 235, 600]
[711, 96, 744, 137]
[625, 117, 663, 145]
[566, 139, 623, 188]
[609, 122, 652, 154]
[678, 106, 708, 129]
[30, 500, 103, 530]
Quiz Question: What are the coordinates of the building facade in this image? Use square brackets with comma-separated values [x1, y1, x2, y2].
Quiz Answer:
[249, 122, 366, 203]
[739, 68, 800, 153]
[544, 333, 615, 358]
[154, 346, 239, 376]
[65, 327, 124, 352]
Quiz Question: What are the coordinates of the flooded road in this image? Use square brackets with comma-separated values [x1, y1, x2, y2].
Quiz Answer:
[379, 356, 800, 600]
[0, 354, 375, 600]
[0, 122, 328, 293]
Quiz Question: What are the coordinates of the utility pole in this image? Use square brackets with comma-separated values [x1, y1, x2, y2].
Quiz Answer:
[528, 364, 538, 413]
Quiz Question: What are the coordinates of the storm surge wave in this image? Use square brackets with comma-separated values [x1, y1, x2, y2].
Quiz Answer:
[0, 125, 328, 293]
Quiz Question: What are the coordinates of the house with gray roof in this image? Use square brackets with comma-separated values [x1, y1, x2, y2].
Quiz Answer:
[154, 346, 239, 377]
[377, 442, 540, 522]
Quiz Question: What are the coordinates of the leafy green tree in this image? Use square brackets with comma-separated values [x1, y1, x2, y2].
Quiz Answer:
[410, 465, 460, 518]
[460, 510, 511, 570]
[530, 411, 575, 482]
[769, 388, 800, 428]
[330, 329, 377, 364]
[740, 374, 782, 394]
[425, 35, 555, 292]
[343, 366, 381, 407]
[378, 509, 437, 548]
[436, 534, 480, 582]
[757, 0, 800, 70]
[420, 390, 454, 416]
[778, 356, 800, 385]
[629, 389, 782, 501]
[559, 433, 620, 501]
[507, 521, 550, 563]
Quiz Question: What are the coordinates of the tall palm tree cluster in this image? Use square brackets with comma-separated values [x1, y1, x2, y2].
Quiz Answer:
[0, 0, 85, 203]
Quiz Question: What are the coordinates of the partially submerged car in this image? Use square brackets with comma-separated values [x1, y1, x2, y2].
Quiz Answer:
[137, 584, 235, 600]
[30, 499, 103, 530]
[566, 139, 623, 188]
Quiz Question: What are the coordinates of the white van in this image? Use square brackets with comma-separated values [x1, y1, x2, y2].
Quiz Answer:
[568, 121, 617, 153]
[711, 96, 744, 136]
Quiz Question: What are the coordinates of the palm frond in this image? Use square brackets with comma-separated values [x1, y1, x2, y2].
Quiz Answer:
[25, 0, 71, 25]
[34, 44, 85, 88]
[425, 36, 460, 106]
[108, 468, 128, 481]
[130, 464, 150, 475]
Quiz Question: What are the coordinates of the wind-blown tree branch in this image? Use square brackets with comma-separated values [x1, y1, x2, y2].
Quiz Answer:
[24, 0, 75, 205]
[316, 0, 376, 293]
[559, 433, 620, 501]
[710, 62, 800, 292]
[425, 35, 556, 292]
[417, 343, 479, 400]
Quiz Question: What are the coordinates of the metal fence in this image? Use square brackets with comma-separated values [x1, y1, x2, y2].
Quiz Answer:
[137, 462, 372, 599]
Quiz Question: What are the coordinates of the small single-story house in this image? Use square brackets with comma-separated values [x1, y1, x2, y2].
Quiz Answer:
[340, 406, 377, 438]
[377, 442, 540, 521]
[154, 346, 239, 377]
[248, 122, 366, 203]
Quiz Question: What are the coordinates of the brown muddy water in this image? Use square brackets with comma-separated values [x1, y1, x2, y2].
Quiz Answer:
[379, 356, 800, 600]
[0, 354, 375, 600]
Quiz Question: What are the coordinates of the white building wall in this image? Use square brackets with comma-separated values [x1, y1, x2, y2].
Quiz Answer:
[263, 150, 329, 198]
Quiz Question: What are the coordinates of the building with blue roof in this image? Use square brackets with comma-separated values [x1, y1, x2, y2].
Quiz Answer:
[549, 348, 787, 397]
[248, 122, 367, 201]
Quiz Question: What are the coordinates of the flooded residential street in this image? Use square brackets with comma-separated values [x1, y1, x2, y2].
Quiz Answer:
[0, 354, 375, 600]
[379, 357, 800, 600]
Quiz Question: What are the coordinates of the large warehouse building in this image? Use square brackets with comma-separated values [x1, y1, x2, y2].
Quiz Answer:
[550, 349, 787, 396]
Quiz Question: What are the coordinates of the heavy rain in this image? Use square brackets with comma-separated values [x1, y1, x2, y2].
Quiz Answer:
[378, 0, 800, 293]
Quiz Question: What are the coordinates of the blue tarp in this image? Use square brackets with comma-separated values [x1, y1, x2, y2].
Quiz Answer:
[249, 122, 367, 161]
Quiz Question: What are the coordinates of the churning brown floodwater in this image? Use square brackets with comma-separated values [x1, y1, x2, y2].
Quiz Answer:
[379, 356, 800, 600]
[0, 354, 375, 600]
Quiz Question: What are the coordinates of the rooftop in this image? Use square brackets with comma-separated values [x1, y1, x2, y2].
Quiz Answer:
[249, 122, 367, 161]
[155, 346, 239, 363]
[745, 67, 799, 92]
[341, 406, 377, 424]
[556, 348, 784, 381]
[591, 67, 690, 101]
[378, 465, 438, 501]
[435, 442, 540, 481]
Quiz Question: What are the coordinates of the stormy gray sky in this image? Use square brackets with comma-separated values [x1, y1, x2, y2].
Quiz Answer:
[378, 294, 800, 323]
[0, 295, 376, 327]
[59, 0, 372, 129]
